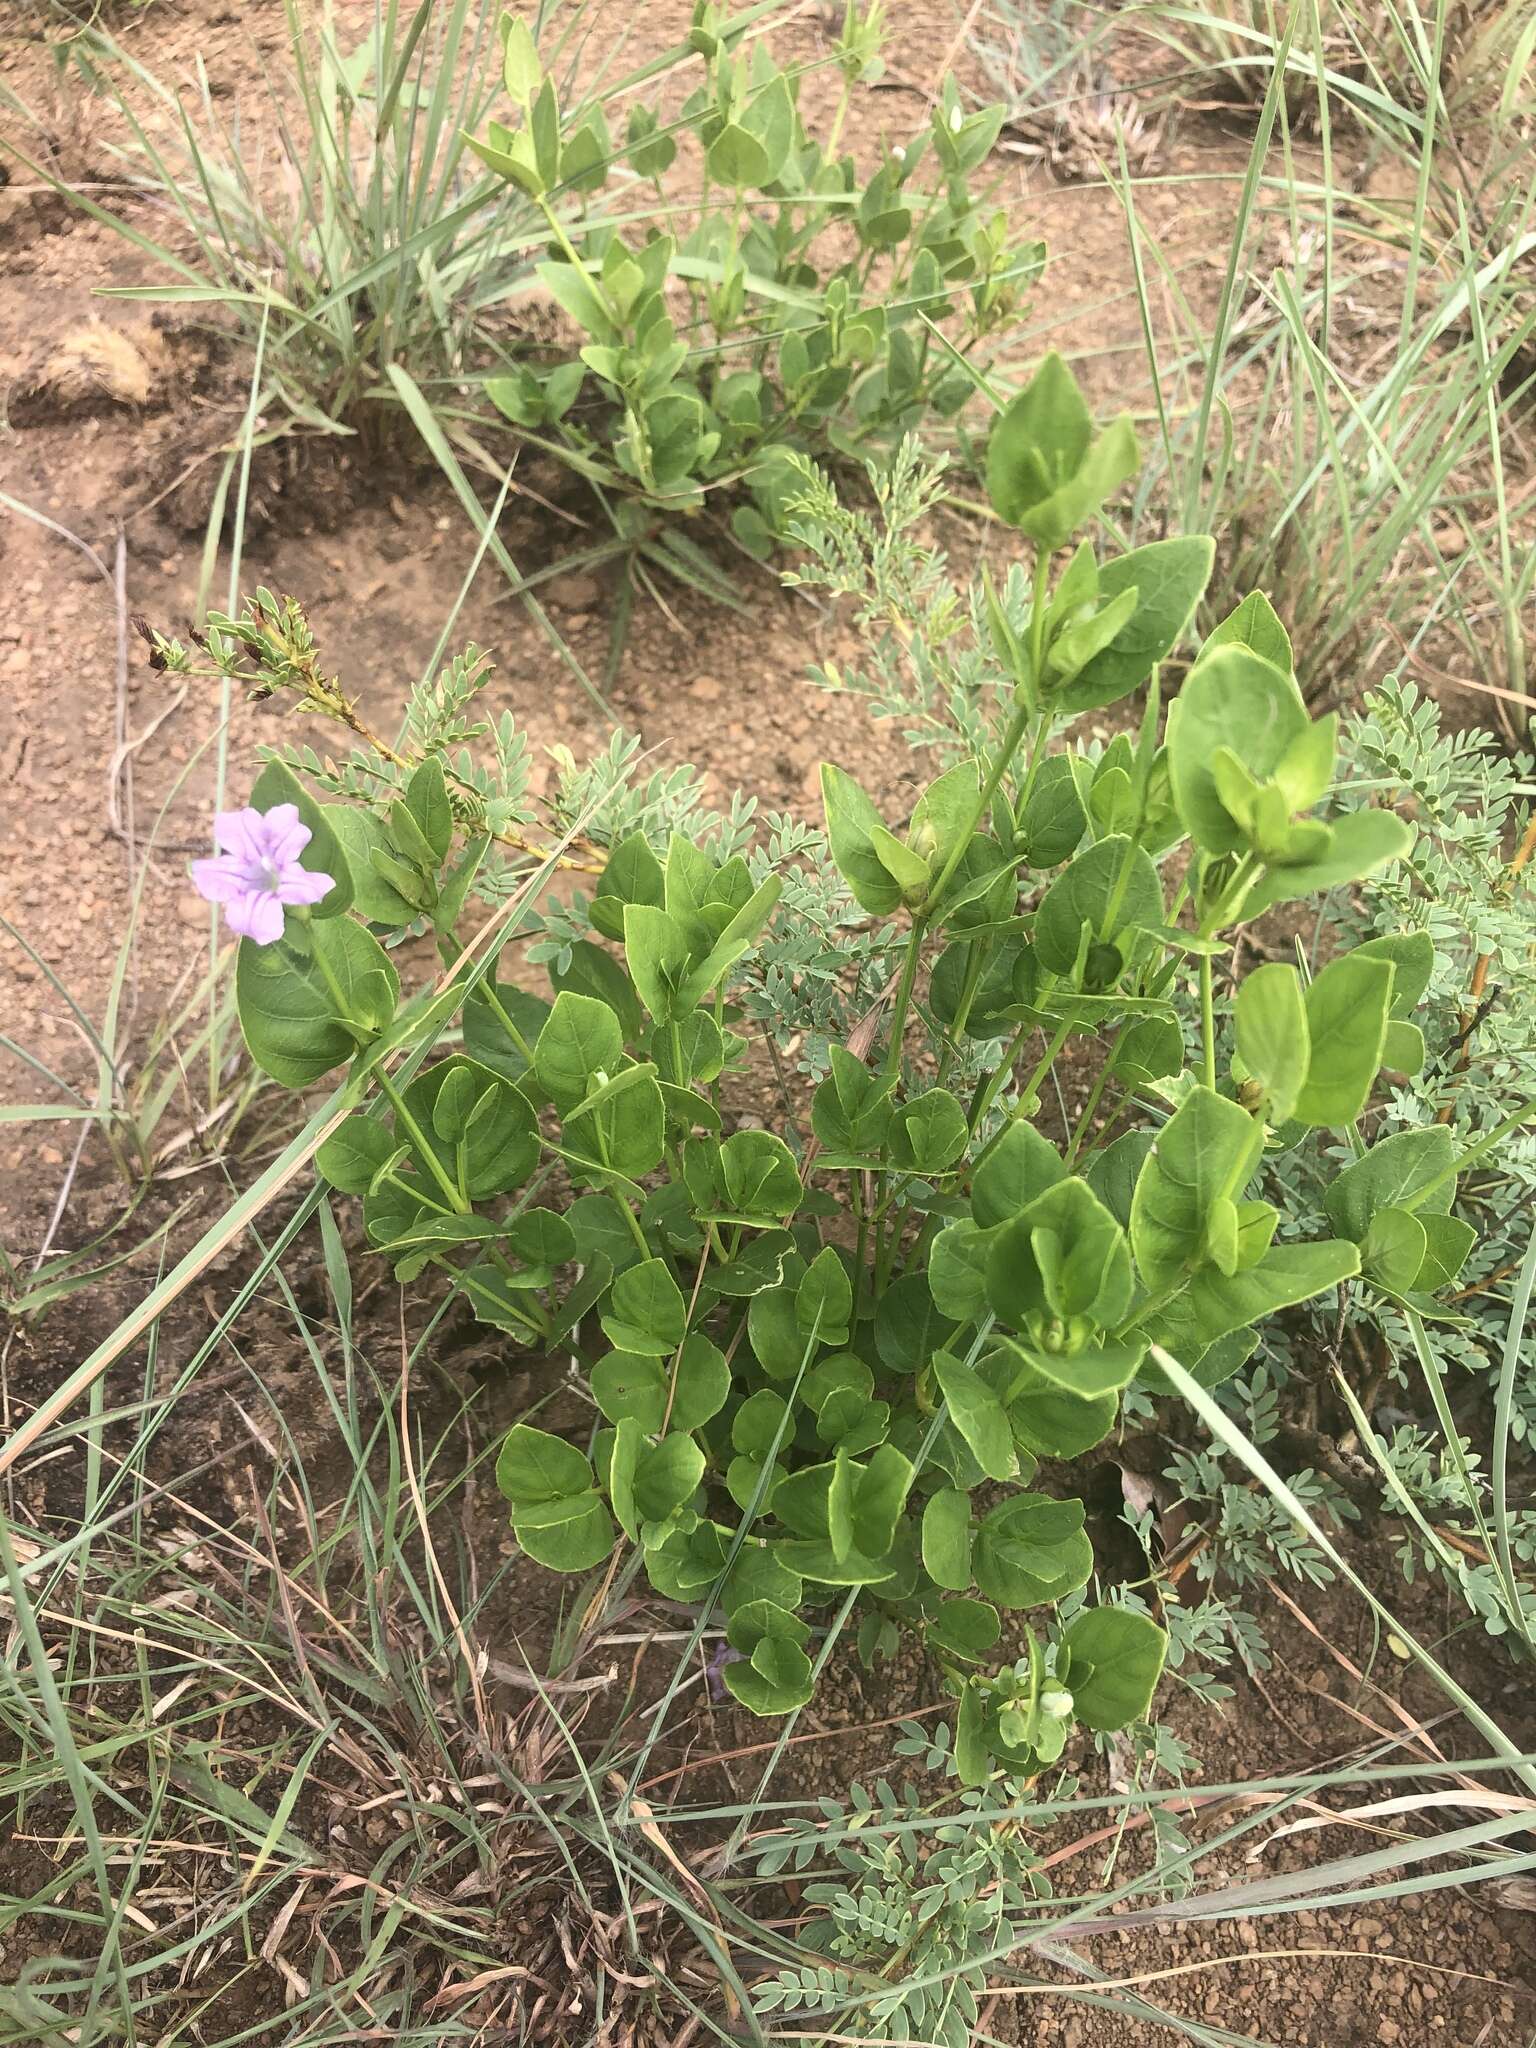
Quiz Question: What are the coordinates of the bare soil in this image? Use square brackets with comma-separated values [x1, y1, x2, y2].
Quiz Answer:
[2, 2, 1534, 2042]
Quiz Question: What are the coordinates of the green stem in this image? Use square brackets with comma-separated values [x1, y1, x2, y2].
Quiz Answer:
[934, 938, 993, 1089]
[853, 1186, 870, 1323]
[612, 1191, 651, 1258]
[539, 197, 595, 287]
[919, 703, 1035, 918]
[1199, 952, 1217, 1093]
[970, 1019, 1075, 1176]
[967, 1020, 1032, 1139]
[375, 1069, 469, 1216]
[1066, 1030, 1123, 1165]
[883, 918, 928, 1078]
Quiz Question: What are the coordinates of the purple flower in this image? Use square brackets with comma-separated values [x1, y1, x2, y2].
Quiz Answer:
[706, 1638, 746, 1702]
[191, 803, 334, 945]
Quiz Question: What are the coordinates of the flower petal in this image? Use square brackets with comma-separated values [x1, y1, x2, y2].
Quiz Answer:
[191, 854, 253, 904]
[212, 807, 265, 862]
[276, 864, 335, 907]
[225, 889, 286, 945]
[262, 803, 311, 866]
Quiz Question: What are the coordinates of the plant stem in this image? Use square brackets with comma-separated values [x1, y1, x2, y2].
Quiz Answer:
[919, 702, 1037, 918]
[883, 918, 928, 1078]
[1066, 1030, 1122, 1164]
[1199, 951, 1217, 1092]
[375, 1069, 470, 1216]
[970, 1019, 1075, 1176]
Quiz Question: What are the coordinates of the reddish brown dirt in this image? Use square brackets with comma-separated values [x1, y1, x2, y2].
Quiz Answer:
[1, 3, 1533, 2042]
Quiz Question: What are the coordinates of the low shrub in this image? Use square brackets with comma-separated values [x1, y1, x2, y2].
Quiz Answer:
[144, 348, 1496, 1785]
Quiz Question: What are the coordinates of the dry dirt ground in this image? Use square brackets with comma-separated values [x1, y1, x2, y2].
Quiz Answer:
[1, 2, 1534, 2043]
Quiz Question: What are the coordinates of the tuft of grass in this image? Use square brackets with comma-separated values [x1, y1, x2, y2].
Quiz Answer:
[7, 0, 540, 444]
[1108, 0, 1536, 705]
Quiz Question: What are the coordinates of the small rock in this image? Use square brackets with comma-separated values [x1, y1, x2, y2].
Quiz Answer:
[544, 569, 601, 611]
[690, 674, 723, 702]
[177, 895, 211, 928]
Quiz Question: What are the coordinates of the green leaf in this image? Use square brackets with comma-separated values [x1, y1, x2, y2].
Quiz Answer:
[887, 1088, 968, 1173]
[250, 758, 353, 920]
[1234, 963, 1310, 1123]
[1202, 590, 1292, 672]
[1061, 538, 1215, 713]
[325, 806, 420, 925]
[869, 823, 930, 898]
[972, 1493, 1093, 1610]
[772, 1539, 896, 1587]
[679, 875, 782, 1009]
[592, 1335, 725, 1434]
[909, 763, 984, 878]
[1015, 754, 1087, 866]
[1244, 809, 1414, 914]
[1361, 1206, 1429, 1292]
[933, 1349, 1017, 1482]
[1355, 931, 1435, 1016]
[1292, 954, 1394, 1127]
[748, 1285, 810, 1378]
[591, 1351, 669, 1432]
[988, 1178, 1132, 1330]
[985, 353, 1138, 549]
[724, 1634, 814, 1715]
[1129, 1085, 1265, 1289]
[536, 258, 616, 343]
[797, 1246, 853, 1342]
[1165, 648, 1307, 855]
[515, 1493, 614, 1571]
[922, 1488, 974, 1591]
[1001, 1333, 1143, 1401]
[462, 981, 549, 1082]
[719, 1129, 802, 1219]
[971, 1123, 1067, 1228]
[954, 1680, 989, 1786]
[1148, 1239, 1360, 1356]
[874, 1271, 955, 1374]
[633, 1432, 705, 1523]
[591, 832, 665, 942]
[928, 1220, 997, 1322]
[236, 918, 397, 1088]
[732, 1389, 792, 1459]
[1033, 837, 1163, 980]
[600, 1258, 687, 1357]
[927, 1598, 1001, 1661]
[1413, 1215, 1477, 1291]
[1060, 1606, 1167, 1730]
[811, 1046, 894, 1154]
[820, 764, 903, 914]
[500, 14, 543, 101]
[534, 991, 624, 1113]
[852, 1444, 914, 1558]
[497, 1424, 593, 1508]
[402, 755, 453, 862]
[1323, 1127, 1455, 1244]
[994, 1353, 1118, 1458]
[405, 1056, 539, 1198]
[316, 1112, 396, 1195]
[622, 904, 693, 1026]
[551, 941, 645, 1043]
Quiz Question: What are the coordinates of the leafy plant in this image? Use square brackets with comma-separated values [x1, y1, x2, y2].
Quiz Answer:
[465, 2, 1043, 565]
[155, 346, 1487, 1789]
